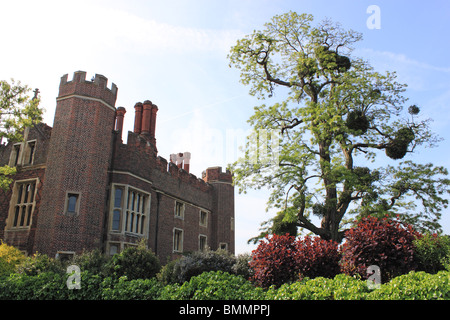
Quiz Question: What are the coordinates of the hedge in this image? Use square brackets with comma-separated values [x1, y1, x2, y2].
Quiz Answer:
[1, 270, 449, 300]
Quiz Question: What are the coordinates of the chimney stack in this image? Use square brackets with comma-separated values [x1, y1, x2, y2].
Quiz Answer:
[169, 152, 191, 173]
[134, 102, 143, 133]
[115, 107, 126, 140]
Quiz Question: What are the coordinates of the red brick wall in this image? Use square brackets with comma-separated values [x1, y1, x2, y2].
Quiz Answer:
[33, 72, 117, 257]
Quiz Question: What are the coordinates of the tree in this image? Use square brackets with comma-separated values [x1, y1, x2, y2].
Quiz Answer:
[0, 79, 43, 190]
[228, 12, 450, 242]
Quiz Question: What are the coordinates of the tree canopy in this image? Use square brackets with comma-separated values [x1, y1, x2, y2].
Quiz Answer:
[228, 12, 450, 242]
[0, 79, 43, 190]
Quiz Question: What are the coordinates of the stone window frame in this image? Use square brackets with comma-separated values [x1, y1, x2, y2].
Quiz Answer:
[199, 234, 207, 251]
[174, 200, 185, 220]
[173, 228, 184, 253]
[8, 139, 37, 167]
[64, 191, 81, 216]
[108, 183, 151, 237]
[6, 178, 39, 230]
[199, 210, 208, 227]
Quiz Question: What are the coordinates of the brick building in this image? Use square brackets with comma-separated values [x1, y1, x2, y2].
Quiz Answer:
[0, 71, 234, 262]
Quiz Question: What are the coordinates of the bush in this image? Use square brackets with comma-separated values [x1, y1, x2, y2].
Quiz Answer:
[340, 216, 419, 282]
[0, 241, 26, 277]
[414, 233, 450, 273]
[158, 271, 265, 300]
[266, 274, 369, 300]
[102, 276, 163, 300]
[106, 246, 160, 280]
[232, 253, 254, 280]
[16, 253, 65, 276]
[367, 271, 450, 300]
[249, 234, 298, 288]
[296, 236, 341, 279]
[162, 249, 236, 284]
[68, 249, 110, 276]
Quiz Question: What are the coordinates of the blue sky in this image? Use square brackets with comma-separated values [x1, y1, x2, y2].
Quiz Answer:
[1, 0, 449, 254]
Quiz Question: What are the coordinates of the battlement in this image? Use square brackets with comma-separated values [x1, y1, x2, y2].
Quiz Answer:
[156, 156, 211, 192]
[202, 166, 233, 183]
[58, 71, 118, 108]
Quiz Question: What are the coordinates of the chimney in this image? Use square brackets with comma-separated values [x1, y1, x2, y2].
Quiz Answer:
[115, 107, 126, 138]
[170, 153, 177, 164]
[150, 104, 158, 139]
[141, 100, 152, 135]
[169, 152, 191, 173]
[176, 153, 184, 169]
[183, 152, 191, 173]
[134, 102, 143, 134]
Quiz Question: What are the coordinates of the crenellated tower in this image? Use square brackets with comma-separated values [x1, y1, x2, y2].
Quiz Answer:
[202, 167, 235, 253]
[33, 71, 118, 257]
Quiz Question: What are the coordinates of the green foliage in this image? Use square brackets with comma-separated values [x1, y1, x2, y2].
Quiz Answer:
[16, 253, 65, 276]
[414, 234, 450, 273]
[366, 271, 450, 300]
[102, 276, 163, 300]
[0, 79, 44, 191]
[106, 245, 160, 280]
[231, 253, 254, 280]
[161, 249, 237, 284]
[266, 274, 370, 300]
[158, 271, 265, 300]
[68, 249, 110, 276]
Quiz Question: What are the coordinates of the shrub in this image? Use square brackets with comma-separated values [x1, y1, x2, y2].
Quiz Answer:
[67, 249, 110, 276]
[158, 271, 265, 300]
[106, 246, 160, 280]
[102, 276, 163, 300]
[340, 216, 419, 282]
[232, 253, 254, 280]
[367, 271, 450, 300]
[0, 241, 26, 277]
[266, 274, 369, 300]
[414, 233, 450, 273]
[249, 234, 298, 288]
[16, 253, 65, 276]
[164, 249, 236, 284]
[296, 236, 341, 279]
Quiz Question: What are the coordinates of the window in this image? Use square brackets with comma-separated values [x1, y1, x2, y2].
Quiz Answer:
[9, 140, 37, 166]
[109, 185, 149, 235]
[108, 243, 120, 256]
[56, 251, 75, 261]
[219, 243, 228, 251]
[199, 235, 207, 251]
[9, 144, 21, 166]
[125, 188, 148, 234]
[199, 211, 208, 227]
[65, 192, 80, 216]
[111, 187, 123, 231]
[27, 141, 36, 164]
[8, 180, 37, 229]
[175, 201, 184, 219]
[22, 140, 36, 165]
[173, 228, 183, 252]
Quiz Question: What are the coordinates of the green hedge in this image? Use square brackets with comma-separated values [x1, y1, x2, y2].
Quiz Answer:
[0, 270, 449, 300]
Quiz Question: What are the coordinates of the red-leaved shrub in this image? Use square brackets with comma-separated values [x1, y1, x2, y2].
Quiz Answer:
[249, 234, 341, 288]
[340, 216, 420, 282]
[296, 235, 341, 279]
[249, 234, 298, 288]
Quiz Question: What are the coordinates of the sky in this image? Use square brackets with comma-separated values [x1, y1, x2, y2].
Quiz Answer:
[1, 0, 449, 254]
